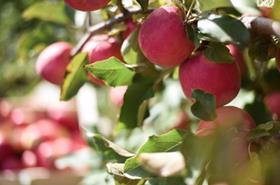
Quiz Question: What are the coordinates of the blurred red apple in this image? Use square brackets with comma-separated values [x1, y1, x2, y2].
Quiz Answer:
[122, 19, 136, 38]
[22, 150, 38, 168]
[173, 111, 190, 130]
[64, 0, 110, 11]
[264, 92, 280, 119]
[0, 155, 22, 171]
[227, 44, 246, 75]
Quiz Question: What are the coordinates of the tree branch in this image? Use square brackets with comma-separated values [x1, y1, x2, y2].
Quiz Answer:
[71, 8, 153, 56]
[241, 15, 280, 38]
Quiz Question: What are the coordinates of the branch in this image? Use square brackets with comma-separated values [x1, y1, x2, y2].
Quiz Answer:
[241, 15, 280, 38]
[71, 8, 153, 56]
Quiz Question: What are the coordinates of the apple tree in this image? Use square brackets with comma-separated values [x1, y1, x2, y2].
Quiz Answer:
[13, 0, 280, 184]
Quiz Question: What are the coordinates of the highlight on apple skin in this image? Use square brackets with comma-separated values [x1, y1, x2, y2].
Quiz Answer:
[227, 44, 246, 75]
[109, 86, 128, 107]
[36, 42, 72, 85]
[64, 0, 110, 11]
[179, 53, 241, 107]
[138, 6, 194, 68]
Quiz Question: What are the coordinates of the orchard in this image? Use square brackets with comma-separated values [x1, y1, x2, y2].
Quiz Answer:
[1, 0, 280, 185]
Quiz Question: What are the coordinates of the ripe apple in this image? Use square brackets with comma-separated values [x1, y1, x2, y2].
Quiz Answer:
[85, 35, 123, 85]
[22, 150, 38, 168]
[179, 53, 241, 107]
[36, 42, 72, 85]
[259, 6, 272, 17]
[109, 86, 127, 106]
[138, 6, 194, 68]
[0, 155, 22, 171]
[227, 44, 246, 75]
[196, 106, 256, 136]
[264, 92, 280, 119]
[64, 0, 110, 11]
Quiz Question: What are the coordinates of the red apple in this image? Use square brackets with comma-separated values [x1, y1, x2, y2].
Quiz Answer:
[138, 6, 194, 68]
[173, 111, 190, 130]
[227, 44, 246, 75]
[0, 155, 22, 171]
[264, 92, 280, 119]
[64, 0, 110, 11]
[85, 35, 123, 85]
[196, 106, 256, 136]
[179, 53, 241, 107]
[36, 42, 72, 85]
[109, 86, 127, 106]
[259, 6, 272, 17]
[22, 150, 38, 168]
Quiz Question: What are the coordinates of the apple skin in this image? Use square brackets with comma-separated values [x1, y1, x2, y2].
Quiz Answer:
[179, 53, 241, 107]
[138, 6, 194, 68]
[227, 45, 246, 75]
[64, 0, 110, 11]
[36, 42, 72, 85]
[259, 6, 272, 17]
[196, 106, 256, 136]
[109, 86, 127, 107]
[0, 155, 22, 171]
[264, 92, 280, 119]
[173, 111, 189, 130]
[85, 35, 123, 85]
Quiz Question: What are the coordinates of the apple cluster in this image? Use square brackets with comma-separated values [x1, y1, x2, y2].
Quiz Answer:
[35, 3, 280, 136]
[0, 100, 85, 171]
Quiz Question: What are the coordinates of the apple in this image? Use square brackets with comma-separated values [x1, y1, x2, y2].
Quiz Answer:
[109, 86, 127, 106]
[227, 44, 246, 75]
[0, 155, 22, 171]
[36, 42, 72, 85]
[138, 6, 194, 68]
[64, 0, 110, 11]
[259, 6, 272, 17]
[264, 92, 280, 119]
[179, 53, 241, 107]
[85, 35, 123, 85]
[196, 106, 256, 136]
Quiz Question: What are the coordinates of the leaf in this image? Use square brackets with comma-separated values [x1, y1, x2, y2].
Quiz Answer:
[186, 25, 201, 50]
[139, 152, 185, 177]
[87, 133, 134, 163]
[197, 0, 232, 11]
[191, 89, 217, 121]
[86, 57, 135, 87]
[121, 29, 146, 65]
[124, 130, 186, 177]
[204, 42, 234, 63]
[230, 0, 260, 15]
[60, 52, 88, 101]
[197, 14, 250, 47]
[22, 2, 70, 24]
[136, 0, 149, 10]
[249, 121, 280, 140]
[119, 75, 155, 129]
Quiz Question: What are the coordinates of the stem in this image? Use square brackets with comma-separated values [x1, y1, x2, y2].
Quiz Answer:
[186, 0, 195, 20]
[70, 8, 153, 56]
[116, 0, 129, 15]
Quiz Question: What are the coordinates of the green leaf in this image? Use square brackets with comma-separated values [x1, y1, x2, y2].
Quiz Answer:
[204, 42, 234, 63]
[197, 0, 232, 11]
[191, 89, 217, 121]
[60, 52, 88, 101]
[230, 0, 260, 15]
[197, 14, 250, 47]
[86, 57, 135, 87]
[22, 2, 70, 24]
[87, 133, 134, 163]
[119, 76, 155, 129]
[121, 29, 146, 65]
[186, 25, 201, 50]
[136, 0, 149, 10]
[124, 130, 186, 177]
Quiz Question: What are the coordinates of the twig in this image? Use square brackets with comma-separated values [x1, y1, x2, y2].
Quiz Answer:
[71, 8, 153, 56]
[116, 0, 129, 15]
[241, 15, 280, 38]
